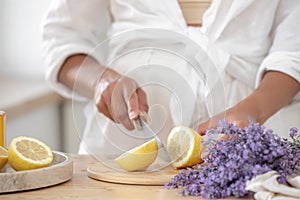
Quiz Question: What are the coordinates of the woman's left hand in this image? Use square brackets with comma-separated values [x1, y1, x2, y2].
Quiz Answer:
[196, 71, 300, 135]
[196, 107, 252, 135]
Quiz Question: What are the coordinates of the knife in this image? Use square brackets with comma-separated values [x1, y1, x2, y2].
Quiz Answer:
[132, 112, 162, 147]
[139, 118, 163, 149]
[133, 113, 170, 162]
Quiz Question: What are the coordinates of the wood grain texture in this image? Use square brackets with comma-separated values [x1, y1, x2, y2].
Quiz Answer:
[0, 154, 254, 200]
[178, 0, 212, 26]
[87, 162, 179, 185]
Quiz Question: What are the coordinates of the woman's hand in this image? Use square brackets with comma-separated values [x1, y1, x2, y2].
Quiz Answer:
[196, 107, 251, 135]
[196, 71, 300, 135]
[58, 54, 148, 130]
[94, 68, 148, 130]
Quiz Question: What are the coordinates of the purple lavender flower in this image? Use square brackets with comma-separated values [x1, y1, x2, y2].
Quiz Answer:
[165, 120, 300, 199]
[290, 127, 298, 139]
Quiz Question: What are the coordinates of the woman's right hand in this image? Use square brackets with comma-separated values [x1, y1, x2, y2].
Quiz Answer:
[58, 54, 148, 130]
[94, 68, 149, 130]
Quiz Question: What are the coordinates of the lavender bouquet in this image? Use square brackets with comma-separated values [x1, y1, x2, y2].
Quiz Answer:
[165, 120, 300, 199]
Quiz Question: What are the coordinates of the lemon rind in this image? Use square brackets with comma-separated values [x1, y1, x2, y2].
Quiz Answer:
[8, 136, 53, 171]
[167, 126, 202, 168]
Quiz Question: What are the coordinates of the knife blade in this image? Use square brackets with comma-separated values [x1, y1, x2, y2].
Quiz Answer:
[139, 117, 171, 162]
[132, 113, 171, 162]
[140, 118, 163, 149]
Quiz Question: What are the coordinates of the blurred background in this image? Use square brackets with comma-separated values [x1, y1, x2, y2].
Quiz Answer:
[0, 0, 211, 153]
[0, 0, 85, 153]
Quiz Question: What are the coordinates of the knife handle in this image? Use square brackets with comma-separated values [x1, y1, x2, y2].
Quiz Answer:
[132, 111, 149, 130]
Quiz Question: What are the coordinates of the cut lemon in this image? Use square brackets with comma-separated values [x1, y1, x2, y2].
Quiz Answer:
[8, 136, 53, 171]
[167, 126, 204, 168]
[115, 138, 158, 171]
[0, 146, 8, 170]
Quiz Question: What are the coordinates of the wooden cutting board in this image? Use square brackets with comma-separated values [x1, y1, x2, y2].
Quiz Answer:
[87, 160, 179, 186]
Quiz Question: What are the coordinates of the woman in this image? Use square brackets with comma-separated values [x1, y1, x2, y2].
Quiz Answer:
[42, 0, 300, 155]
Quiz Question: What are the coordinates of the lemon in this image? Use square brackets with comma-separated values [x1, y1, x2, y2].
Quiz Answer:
[0, 146, 8, 170]
[8, 136, 53, 171]
[115, 138, 158, 171]
[167, 126, 204, 168]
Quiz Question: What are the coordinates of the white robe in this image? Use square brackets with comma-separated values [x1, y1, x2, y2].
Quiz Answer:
[41, 0, 300, 156]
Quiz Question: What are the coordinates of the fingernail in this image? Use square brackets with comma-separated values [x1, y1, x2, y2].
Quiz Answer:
[129, 111, 138, 120]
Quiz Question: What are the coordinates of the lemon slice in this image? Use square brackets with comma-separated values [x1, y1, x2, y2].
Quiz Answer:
[167, 126, 204, 168]
[0, 146, 8, 170]
[115, 138, 158, 171]
[8, 136, 53, 171]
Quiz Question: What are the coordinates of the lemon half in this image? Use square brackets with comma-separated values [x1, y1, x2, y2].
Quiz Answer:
[8, 136, 53, 171]
[0, 146, 8, 170]
[167, 126, 204, 168]
[115, 138, 158, 171]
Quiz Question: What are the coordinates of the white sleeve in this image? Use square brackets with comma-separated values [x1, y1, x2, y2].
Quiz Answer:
[41, 0, 111, 100]
[256, 1, 300, 99]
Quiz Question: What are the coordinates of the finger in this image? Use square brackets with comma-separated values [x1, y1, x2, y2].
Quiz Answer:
[231, 120, 248, 128]
[121, 114, 135, 130]
[95, 85, 114, 121]
[197, 115, 224, 135]
[108, 83, 124, 120]
[102, 86, 116, 120]
[127, 92, 139, 120]
[196, 121, 210, 135]
[119, 78, 140, 121]
[114, 98, 135, 130]
[137, 88, 149, 113]
[218, 134, 229, 141]
[111, 97, 135, 130]
[110, 85, 135, 130]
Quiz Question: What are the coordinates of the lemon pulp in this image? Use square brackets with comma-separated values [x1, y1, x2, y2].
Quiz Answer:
[8, 136, 53, 171]
[0, 146, 8, 169]
[115, 138, 158, 171]
[167, 126, 204, 168]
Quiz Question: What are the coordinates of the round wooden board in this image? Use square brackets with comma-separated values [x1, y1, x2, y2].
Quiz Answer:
[87, 161, 179, 186]
[0, 151, 73, 193]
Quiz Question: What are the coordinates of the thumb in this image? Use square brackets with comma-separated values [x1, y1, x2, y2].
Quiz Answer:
[196, 122, 209, 135]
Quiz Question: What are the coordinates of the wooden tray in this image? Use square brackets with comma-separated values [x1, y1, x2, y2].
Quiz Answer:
[87, 159, 179, 186]
[0, 151, 73, 193]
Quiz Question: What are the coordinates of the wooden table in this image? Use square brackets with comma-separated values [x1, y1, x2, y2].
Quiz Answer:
[1, 155, 254, 200]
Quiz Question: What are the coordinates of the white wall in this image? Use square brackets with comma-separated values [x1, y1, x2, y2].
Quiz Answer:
[0, 0, 87, 153]
[0, 0, 64, 151]
[6, 104, 62, 151]
[0, 0, 52, 79]
[62, 101, 86, 153]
